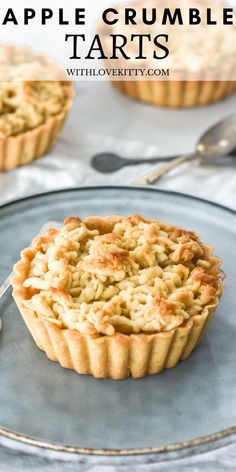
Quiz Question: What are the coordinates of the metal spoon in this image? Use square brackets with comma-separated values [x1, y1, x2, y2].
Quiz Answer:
[92, 115, 236, 175]
[91, 152, 176, 173]
[134, 115, 236, 185]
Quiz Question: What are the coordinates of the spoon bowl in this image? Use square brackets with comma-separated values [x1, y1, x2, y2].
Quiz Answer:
[92, 152, 179, 173]
[197, 115, 236, 159]
[92, 153, 130, 173]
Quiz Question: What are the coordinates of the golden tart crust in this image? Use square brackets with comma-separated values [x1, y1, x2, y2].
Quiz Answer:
[12, 215, 224, 379]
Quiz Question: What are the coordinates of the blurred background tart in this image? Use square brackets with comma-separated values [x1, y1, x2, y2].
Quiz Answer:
[99, 0, 236, 108]
[0, 45, 73, 171]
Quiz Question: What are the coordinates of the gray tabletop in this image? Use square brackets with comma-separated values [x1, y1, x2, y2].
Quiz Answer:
[1, 81, 236, 470]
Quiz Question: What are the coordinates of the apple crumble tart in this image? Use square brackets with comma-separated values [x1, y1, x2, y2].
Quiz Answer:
[99, 0, 236, 107]
[12, 215, 224, 379]
[0, 45, 73, 171]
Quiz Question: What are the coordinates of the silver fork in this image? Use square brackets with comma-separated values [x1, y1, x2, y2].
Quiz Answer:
[0, 220, 61, 301]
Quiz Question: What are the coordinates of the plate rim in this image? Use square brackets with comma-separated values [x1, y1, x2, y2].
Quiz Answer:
[1, 184, 235, 458]
[0, 184, 235, 217]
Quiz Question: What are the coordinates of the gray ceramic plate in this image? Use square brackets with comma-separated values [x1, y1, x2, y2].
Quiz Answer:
[0, 186, 236, 457]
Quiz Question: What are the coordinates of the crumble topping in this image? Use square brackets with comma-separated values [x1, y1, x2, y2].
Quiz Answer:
[0, 44, 72, 138]
[0, 81, 71, 138]
[14, 215, 223, 336]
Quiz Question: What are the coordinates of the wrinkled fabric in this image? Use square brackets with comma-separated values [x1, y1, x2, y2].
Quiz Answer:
[0, 82, 236, 210]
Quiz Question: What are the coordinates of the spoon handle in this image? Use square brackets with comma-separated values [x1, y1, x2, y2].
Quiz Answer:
[134, 154, 196, 185]
[124, 156, 178, 165]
